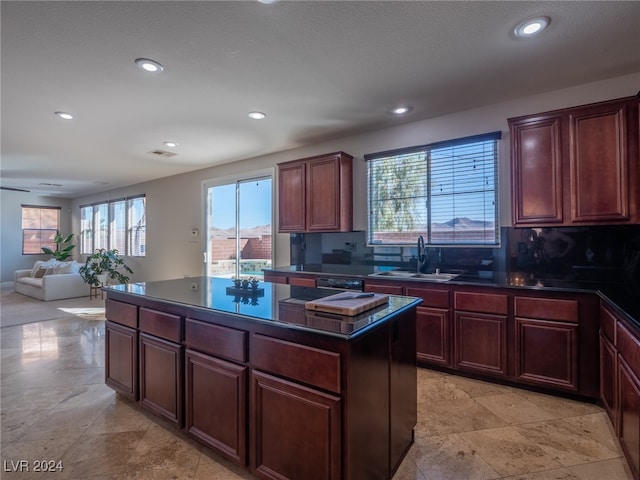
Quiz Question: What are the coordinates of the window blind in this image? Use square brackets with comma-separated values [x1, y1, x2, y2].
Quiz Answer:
[21, 205, 60, 254]
[79, 194, 146, 256]
[366, 131, 501, 246]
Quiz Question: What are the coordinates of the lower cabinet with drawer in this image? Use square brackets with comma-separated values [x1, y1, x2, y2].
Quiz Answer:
[249, 308, 416, 480]
[105, 299, 139, 400]
[250, 334, 343, 480]
[405, 286, 452, 368]
[138, 308, 184, 427]
[514, 296, 579, 392]
[103, 287, 418, 480]
[184, 318, 250, 465]
[454, 290, 509, 378]
[599, 301, 640, 478]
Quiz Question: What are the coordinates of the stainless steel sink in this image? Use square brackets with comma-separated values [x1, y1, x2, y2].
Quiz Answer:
[369, 271, 460, 282]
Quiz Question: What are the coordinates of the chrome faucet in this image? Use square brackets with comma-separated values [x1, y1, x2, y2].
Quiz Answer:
[417, 235, 429, 273]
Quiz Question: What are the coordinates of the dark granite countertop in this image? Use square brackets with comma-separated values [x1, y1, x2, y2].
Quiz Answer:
[105, 276, 421, 339]
[266, 264, 640, 326]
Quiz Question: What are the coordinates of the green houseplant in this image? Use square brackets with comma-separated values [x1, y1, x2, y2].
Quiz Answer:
[41, 233, 75, 261]
[79, 248, 133, 287]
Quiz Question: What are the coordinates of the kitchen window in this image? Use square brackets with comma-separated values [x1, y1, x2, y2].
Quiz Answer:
[366, 131, 501, 246]
[80, 194, 145, 256]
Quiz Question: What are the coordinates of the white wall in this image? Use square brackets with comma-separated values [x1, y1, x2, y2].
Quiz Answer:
[2, 72, 637, 283]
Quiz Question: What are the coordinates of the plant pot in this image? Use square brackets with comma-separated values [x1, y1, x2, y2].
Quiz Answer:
[96, 274, 108, 286]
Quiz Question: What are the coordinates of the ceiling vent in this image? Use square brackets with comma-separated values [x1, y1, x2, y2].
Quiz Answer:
[39, 182, 63, 187]
[148, 149, 177, 158]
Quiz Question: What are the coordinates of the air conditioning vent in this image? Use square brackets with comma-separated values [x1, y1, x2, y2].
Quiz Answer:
[148, 149, 177, 158]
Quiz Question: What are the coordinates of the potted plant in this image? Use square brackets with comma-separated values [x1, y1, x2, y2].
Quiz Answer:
[41, 233, 75, 261]
[79, 248, 133, 287]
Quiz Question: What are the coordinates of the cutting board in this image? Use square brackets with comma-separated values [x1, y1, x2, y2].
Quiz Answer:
[305, 292, 389, 316]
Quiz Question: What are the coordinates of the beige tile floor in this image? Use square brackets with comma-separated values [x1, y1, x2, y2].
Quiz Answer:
[0, 315, 633, 479]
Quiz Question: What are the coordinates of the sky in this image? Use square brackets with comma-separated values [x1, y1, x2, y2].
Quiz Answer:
[209, 178, 272, 230]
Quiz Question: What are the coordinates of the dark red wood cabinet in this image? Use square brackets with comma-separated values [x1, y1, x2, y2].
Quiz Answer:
[105, 320, 138, 400]
[619, 359, 640, 479]
[514, 296, 579, 392]
[615, 317, 640, 478]
[365, 281, 404, 295]
[363, 279, 600, 399]
[600, 304, 618, 425]
[405, 286, 452, 367]
[184, 318, 249, 464]
[509, 96, 639, 226]
[138, 308, 184, 427]
[251, 370, 342, 480]
[454, 291, 509, 378]
[277, 161, 306, 232]
[598, 301, 640, 478]
[105, 299, 139, 400]
[510, 115, 564, 224]
[139, 333, 183, 427]
[278, 152, 353, 233]
[104, 286, 417, 480]
[185, 349, 248, 464]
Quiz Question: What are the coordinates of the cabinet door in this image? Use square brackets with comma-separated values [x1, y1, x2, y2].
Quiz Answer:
[105, 320, 138, 400]
[185, 349, 247, 465]
[139, 333, 184, 427]
[600, 333, 618, 427]
[569, 101, 631, 222]
[278, 162, 306, 232]
[455, 312, 508, 378]
[416, 307, 452, 367]
[306, 156, 342, 231]
[251, 370, 341, 480]
[515, 318, 578, 392]
[619, 358, 640, 479]
[510, 115, 563, 225]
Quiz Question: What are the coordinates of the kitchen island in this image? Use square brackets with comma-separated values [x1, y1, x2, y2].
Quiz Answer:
[103, 276, 421, 480]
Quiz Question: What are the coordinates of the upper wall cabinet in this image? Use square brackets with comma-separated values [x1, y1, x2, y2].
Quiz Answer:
[509, 96, 639, 226]
[278, 151, 353, 233]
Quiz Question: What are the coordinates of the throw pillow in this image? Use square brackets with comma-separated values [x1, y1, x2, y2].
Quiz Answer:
[54, 261, 80, 274]
[31, 261, 45, 277]
[33, 268, 46, 278]
[53, 261, 69, 274]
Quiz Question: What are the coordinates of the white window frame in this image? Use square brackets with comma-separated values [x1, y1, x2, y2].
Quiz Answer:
[79, 194, 146, 256]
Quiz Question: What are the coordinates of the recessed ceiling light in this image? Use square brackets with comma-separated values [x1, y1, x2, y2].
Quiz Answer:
[391, 105, 412, 115]
[54, 111, 74, 120]
[135, 58, 164, 73]
[514, 17, 550, 38]
[248, 111, 267, 120]
[164, 141, 179, 148]
[256, 0, 280, 4]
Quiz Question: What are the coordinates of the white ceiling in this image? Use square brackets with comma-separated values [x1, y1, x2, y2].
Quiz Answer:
[2, 1, 639, 198]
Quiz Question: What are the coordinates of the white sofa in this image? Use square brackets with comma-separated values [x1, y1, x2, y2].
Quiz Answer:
[14, 260, 90, 301]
